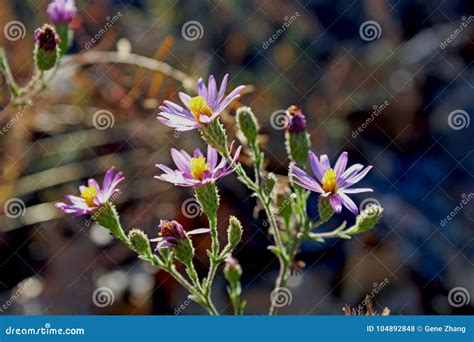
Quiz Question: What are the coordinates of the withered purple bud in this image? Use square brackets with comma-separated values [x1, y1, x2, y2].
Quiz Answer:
[285, 105, 307, 134]
[34, 24, 60, 51]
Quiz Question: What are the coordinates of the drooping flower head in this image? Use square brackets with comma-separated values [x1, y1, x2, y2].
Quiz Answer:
[34, 24, 60, 51]
[290, 151, 373, 214]
[155, 142, 241, 187]
[47, 0, 77, 25]
[150, 220, 209, 250]
[55, 167, 124, 216]
[285, 105, 307, 134]
[157, 74, 246, 131]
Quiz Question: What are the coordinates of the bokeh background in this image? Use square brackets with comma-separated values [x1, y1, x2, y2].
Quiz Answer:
[0, 0, 473, 315]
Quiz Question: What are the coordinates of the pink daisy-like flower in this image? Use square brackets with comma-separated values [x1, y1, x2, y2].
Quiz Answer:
[157, 74, 246, 131]
[290, 151, 373, 214]
[55, 167, 124, 216]
[155, 143, 241, 187]
[150, 220, 210, 250]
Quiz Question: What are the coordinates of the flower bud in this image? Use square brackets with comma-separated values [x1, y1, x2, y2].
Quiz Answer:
[34, 24, 60, 71]
[224, 255, 242, 285]
[236, 106, 258, 144]
[174, 236, 195, 266]
[285, 105, 306, 133]
[227, 216, 243, 250]
[195, 182, 220, 218]
[199, 119, 228, 156]
[128, 228, 152, 256]
[347, 205, 383, 235]
[285, 106, 310, 165]
[262, 173, 277, 197]
[94, 202, 129, 242]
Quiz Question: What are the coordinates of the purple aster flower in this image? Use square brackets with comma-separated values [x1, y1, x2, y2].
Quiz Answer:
[157, 74, 246, 131]
[34, 24, 60, 51]
[47, 0, 77, 25]
[55, 167, 124, 216]
[150, 220, 210, 250]
[155, 142, 241, 187]
[290, 151, 373, 214]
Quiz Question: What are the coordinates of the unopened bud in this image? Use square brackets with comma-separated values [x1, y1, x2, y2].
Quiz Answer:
[236, 106, 258, 144]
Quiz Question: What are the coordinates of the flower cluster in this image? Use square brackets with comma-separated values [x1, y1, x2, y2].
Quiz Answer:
[55, 72, 382, 316]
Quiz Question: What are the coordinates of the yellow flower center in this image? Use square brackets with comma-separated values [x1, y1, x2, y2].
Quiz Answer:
[80, 185, 98, 207]
[190, 157, 210, 180]
[187, 96, 213, 122]
[322, 168, 337, 193]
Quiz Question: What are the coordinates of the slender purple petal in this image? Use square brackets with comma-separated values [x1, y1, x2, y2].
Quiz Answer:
[337, 192, 359, 214]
